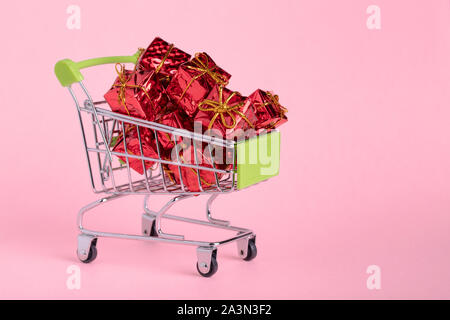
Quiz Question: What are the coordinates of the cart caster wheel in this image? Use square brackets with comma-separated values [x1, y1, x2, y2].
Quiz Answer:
[243, 239, 257, 261]
[81, 245, 97, 263]
[77, 238, 98, 263]
[197, 256, 218, 277]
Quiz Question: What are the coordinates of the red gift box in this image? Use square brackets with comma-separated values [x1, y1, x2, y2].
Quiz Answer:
[248, 89, 288, 130]
[111, 125, 159, 175]
[194, 86, 256, 140]
[137, 37, 191, 85]
[104, 64, 169, 121]
[156, 110, 186, 151]
[166, 52, 231, 116]
[165, 144, 223, 192]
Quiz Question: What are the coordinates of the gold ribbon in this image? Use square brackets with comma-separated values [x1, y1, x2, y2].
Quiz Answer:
[112, 63, 152, 116]
[198, 86, 255, 130]
[178, 53, 229, 102]
[155, 44, 174, 74]
[112, 43, 174, 114]
[163, 164, 176, 184]
[136, 44, 173, 74]
[163, 132, 173, 147]
[108, 46, 175, 173]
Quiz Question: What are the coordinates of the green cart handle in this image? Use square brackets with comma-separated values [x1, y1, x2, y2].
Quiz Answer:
[54, 50, 142, 87]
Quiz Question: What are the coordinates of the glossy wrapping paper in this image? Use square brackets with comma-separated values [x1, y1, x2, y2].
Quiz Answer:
[156, 110, 185, 150]
[166, 52, 231, 116]
[137, 37, 191, 86]
[104, 67, 169, 122]
[103, 37, 288, 184]
[194, 85, 257, 140]
[166, 144, 222, 192]
[248, 89, 288, 130]
[112, 126, 158, 175]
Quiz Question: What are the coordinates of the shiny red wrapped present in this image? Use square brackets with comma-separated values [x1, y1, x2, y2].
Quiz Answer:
[104, 64, 169, 121]
[166, 52, 231, 116]
[156, 110, 186, 151]
[137, 37, 191, 85]
[194, 86, 256, 140]
[111, 125, 158, 175]
[165, 144, 223, 192]
[248, 89, 288, 129]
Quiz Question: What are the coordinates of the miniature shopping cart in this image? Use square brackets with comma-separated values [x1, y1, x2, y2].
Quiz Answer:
[55, 50, 281, 277]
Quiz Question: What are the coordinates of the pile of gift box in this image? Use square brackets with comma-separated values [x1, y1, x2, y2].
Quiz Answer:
[104, 37, 288, 191]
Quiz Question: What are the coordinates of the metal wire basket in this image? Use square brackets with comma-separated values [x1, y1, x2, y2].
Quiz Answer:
[55, 51, 281, 277]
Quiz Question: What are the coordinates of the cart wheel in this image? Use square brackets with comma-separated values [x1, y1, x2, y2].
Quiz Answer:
[78, 240, 98, 263]
[196, 256, 218, 277]
[243, 239, 257, 261]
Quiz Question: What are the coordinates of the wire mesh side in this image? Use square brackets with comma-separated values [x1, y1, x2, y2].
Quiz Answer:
[70, 82, 237, 195]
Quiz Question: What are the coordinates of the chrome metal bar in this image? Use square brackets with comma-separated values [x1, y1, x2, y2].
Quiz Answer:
[173, 135, 186, 192]
[122, 122, 134, 192]
[153, 129, 168, 191]
[136, 125, 151, 192]
[86, 148, 231, 174]
[150, 213, 251, 234]
[80, 82, 115, 163]
[68, 86, 97, 192]
[103, 117, 118, 192]
[92, 113, 107, 191]
[81, 227, 253, 247]
[100, 119, 117, 181]
[206, 194, 230, 226]
[100, 115, 111, 183]
[231, 144, 236, 192]
[77, 193, 125, 230]
[79, 104, 235, 148]
[207, 143, 222, 191]
[192, 138, 204, 192]
[144, 194, 191, 240]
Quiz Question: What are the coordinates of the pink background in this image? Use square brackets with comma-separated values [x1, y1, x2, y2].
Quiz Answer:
[0, 0, 449, 299]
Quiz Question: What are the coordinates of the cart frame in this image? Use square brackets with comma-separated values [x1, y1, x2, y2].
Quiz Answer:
[55, 50, 280, 276]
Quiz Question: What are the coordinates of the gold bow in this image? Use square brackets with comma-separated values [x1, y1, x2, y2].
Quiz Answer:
[178, 53, 229, 102]
[112, 63, 152, 116]
[115, 43, 173, 114]
[198, 86, 255, 130]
